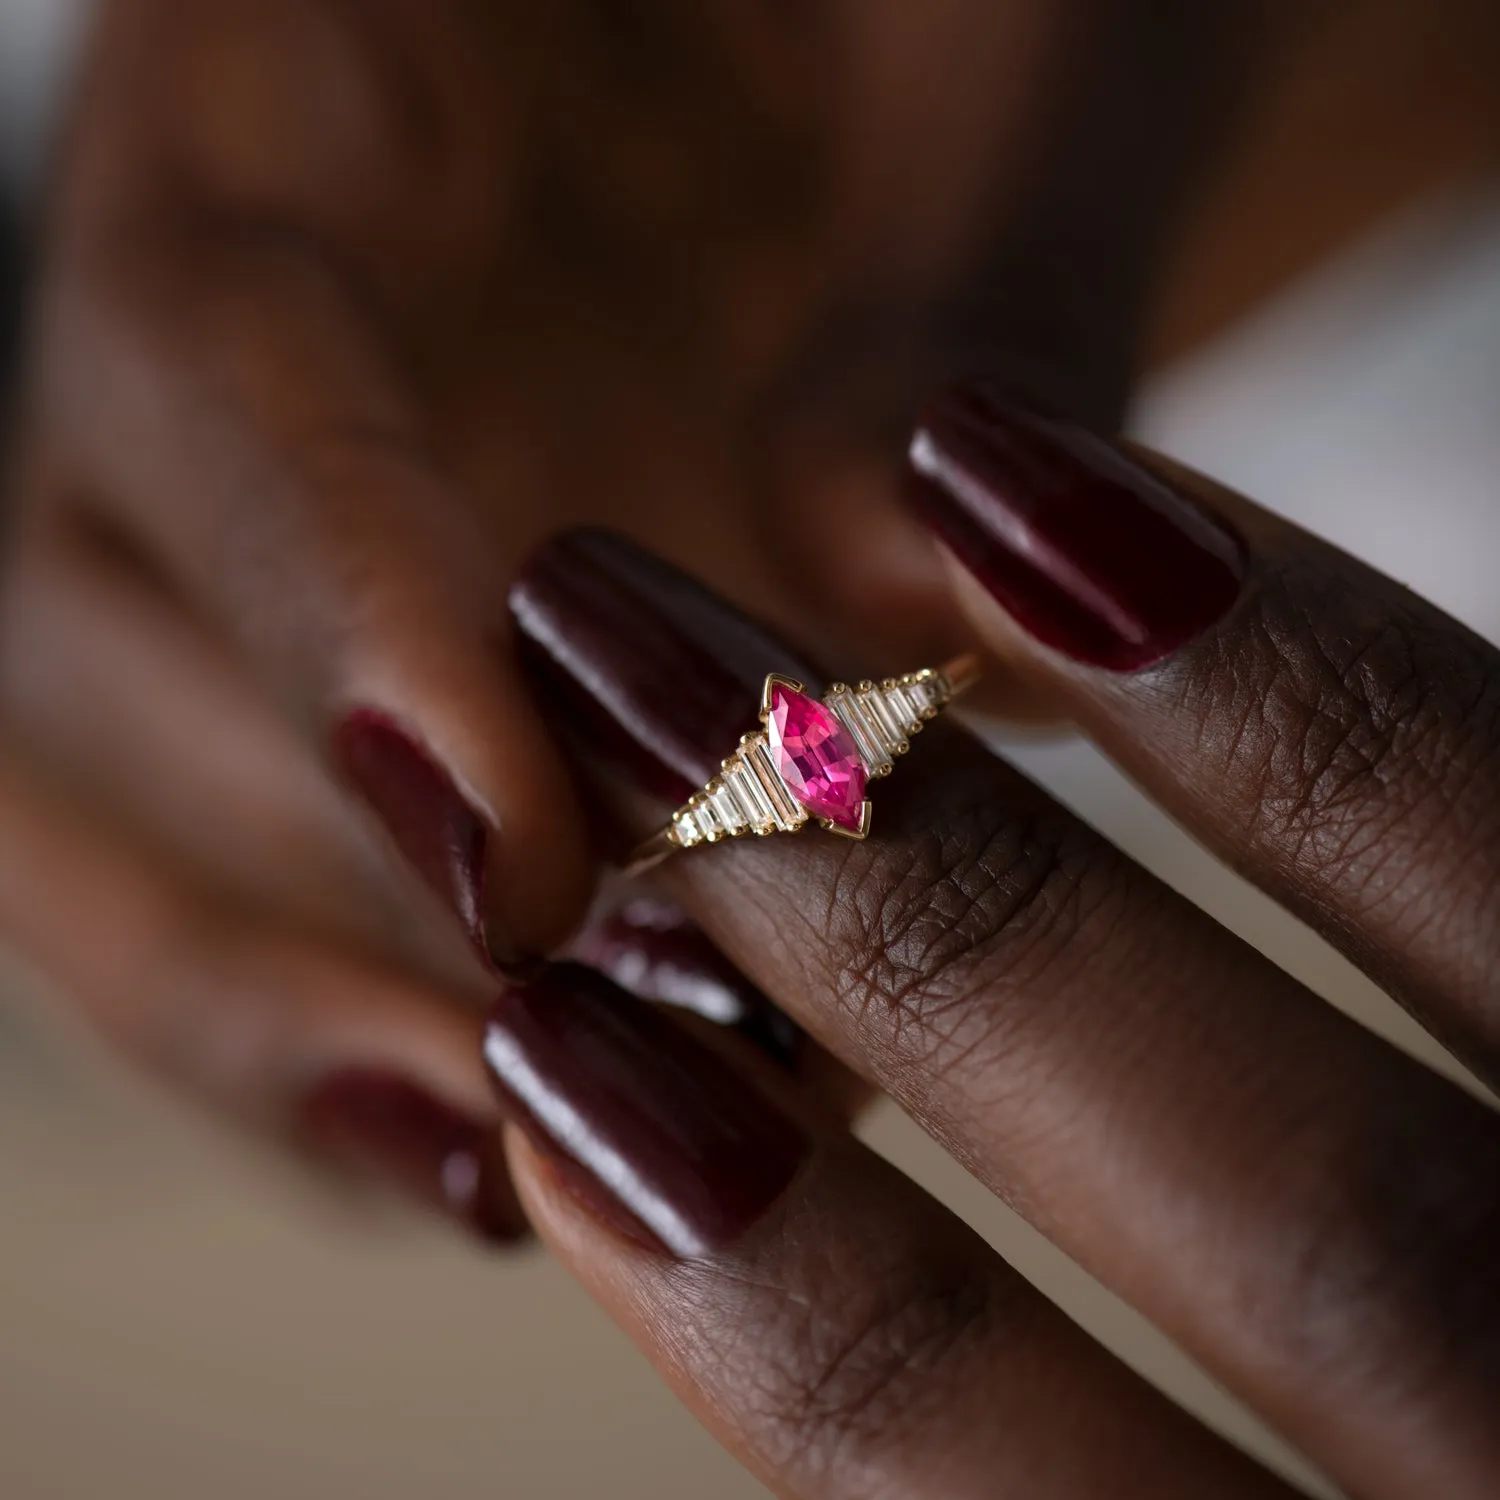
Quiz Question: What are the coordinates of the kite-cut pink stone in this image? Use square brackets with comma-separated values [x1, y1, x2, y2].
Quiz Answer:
[766, 685, 867, 831]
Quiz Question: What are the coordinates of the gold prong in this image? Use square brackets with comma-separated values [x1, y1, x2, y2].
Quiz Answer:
[760, 673, 804, 719]
[820, 802, 873, 840]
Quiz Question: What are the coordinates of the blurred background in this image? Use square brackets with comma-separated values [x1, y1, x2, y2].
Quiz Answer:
[0, 3, 1496, 1497]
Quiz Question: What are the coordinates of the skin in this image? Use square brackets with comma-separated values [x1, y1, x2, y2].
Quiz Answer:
[0, 1, 1496, 1492]
[501, 480, 1500, 1497]
[0, 0, 1256, 1166]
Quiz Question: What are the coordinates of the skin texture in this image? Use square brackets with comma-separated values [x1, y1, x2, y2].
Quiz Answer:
[0, 0, 1255, 1203]
[0, 5, 1496, 1489]
[504, 485, 1500, 1498]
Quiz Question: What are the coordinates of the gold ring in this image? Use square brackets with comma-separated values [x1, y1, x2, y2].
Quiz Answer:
[625, 655, 979, 876]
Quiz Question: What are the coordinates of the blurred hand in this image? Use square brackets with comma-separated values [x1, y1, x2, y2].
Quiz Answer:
[0, 0, 1248, 1219]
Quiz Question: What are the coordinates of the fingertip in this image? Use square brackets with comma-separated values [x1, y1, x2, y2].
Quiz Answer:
[332, 635, 599, 973]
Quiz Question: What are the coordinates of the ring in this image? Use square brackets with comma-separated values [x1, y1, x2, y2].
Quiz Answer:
[625, 655, 980, 875]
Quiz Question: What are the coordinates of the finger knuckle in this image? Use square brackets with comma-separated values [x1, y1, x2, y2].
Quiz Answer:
[818, 755, 1130, 1084]
[1192, 562, 1500, 886]
[744, 1260, 1003, 1480]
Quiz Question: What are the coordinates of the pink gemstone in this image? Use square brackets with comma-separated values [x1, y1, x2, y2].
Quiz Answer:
[766, 685, 867, 831]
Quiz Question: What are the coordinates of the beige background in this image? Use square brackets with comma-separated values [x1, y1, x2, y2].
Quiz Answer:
[1, 6, 1497, 1489]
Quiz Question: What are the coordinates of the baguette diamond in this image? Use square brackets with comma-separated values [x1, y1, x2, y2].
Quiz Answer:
[711, 783, 746, 834]
[862, 689, 908, 753]
[829, 690, 891, 774]
[729, 761, 776, 831]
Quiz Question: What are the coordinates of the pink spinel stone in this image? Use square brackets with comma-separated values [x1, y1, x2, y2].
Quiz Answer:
[766, 685, 867, 831]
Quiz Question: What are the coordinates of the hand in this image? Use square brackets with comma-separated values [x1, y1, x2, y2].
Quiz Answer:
[0, 1, 1249, 1216]
[492, 401, 1500, 1499]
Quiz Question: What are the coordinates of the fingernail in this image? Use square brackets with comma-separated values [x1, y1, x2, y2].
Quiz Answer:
[483, 963, 809, 1258]
[572, 895, 804, 1071]
[333, 709, 517, 971]
[907, 384, 1245, 670]
[299, 1069, 524, 1244]
[508, 528, 817, 810]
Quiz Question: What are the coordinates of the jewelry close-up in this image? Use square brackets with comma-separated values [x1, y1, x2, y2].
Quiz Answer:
[626, 655, 979, 875]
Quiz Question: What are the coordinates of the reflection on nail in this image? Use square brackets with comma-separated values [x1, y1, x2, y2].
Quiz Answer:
[483, 964, 809, 1258]
[573, 895, 803, 1070]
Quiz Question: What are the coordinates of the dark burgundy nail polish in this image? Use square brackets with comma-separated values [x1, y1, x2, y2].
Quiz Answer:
[907, 384, 1246, 670]
[508, 529, 818, 809]
[483, 963, 809, 1257]
[572, 895, 803, 1071]
[333, 709, 501, 966]
[300, 1070, 524, 1244]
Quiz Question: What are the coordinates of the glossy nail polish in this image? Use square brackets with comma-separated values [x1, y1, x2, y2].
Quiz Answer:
[483, 963, 809, 1257]
[508, 529, 818, 808]
[573, 895, 803, 1071]
[907, 385, 1245, 670]
[300, 1070, 524, 1244]
[333, 709, 506, 967]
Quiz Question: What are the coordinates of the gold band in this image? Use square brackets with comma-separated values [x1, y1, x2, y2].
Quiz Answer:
[625, 653, 979, 877]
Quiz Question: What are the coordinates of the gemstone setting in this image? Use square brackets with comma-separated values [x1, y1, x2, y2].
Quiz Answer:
[765, 683, 868, 832]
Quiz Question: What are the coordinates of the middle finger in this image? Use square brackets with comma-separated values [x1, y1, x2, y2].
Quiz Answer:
[511, 529, 1500, 1500]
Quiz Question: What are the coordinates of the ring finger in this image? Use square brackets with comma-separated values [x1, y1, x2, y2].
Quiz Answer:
[510, 528, 1500, 1500]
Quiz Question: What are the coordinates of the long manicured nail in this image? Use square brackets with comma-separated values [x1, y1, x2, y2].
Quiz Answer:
[508, 529, 816, 809]
[483, 963, 809, 1258]
[333, 709, 515, 970]
[907, 384, 1245, 670]
[299, 1069, 524, 1244]
[572, 895, 803, 1071]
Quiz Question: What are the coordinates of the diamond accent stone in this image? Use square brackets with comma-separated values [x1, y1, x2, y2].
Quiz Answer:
[746, 742, 801, 829]
[711, 783, 746, 833]
[728, 761, 776, 830]
[886, 685, 919, 733]
[829, 691, 891, 775]
[862, 690, 907, 752]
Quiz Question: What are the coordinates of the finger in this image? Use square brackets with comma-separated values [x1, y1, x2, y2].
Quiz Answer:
[569, 886, 872, 1121]
[0, 746, 526, 1244]
[29, 215, 591, 963]
[906, 386, 1500, 1082]
[0, 511, 495, 993]
[511, 530, 1500, 1500]
[485, 963, 1298, 1500]
[0, 526, 825, 1091]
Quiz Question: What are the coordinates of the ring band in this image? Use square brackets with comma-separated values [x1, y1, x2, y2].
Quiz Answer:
[625, 654, 979, 876]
